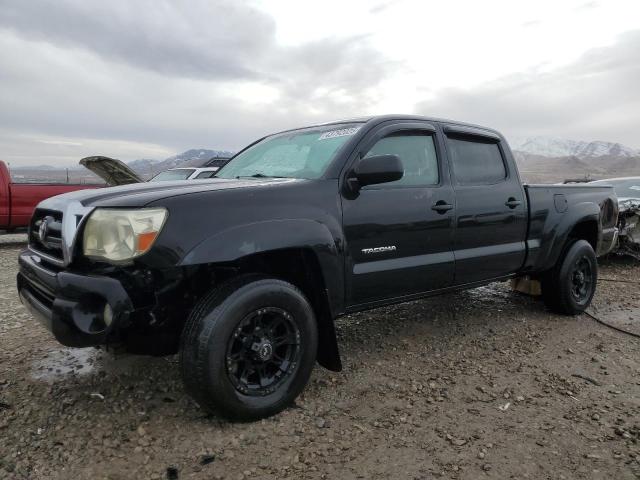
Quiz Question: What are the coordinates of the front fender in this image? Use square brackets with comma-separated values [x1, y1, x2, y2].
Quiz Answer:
[180, 218, 343, 312]
[181, 218, 337, 263]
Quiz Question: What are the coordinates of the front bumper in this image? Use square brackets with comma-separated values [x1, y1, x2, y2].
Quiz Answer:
[17, 250, 134, 347]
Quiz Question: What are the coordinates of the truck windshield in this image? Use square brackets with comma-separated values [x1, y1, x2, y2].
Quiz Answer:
[217, 123, 363, 180]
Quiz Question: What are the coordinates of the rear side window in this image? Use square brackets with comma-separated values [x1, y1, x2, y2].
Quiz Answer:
[448, 137, 506, 185]
[364, 133, 439, 187]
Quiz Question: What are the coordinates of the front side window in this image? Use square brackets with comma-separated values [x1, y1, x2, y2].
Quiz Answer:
[217, 123, 363, 180]
[364, 133, 439, 187]
[448, 137, 506, 185]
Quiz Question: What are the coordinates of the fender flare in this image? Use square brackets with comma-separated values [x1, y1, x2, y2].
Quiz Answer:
[536, 202, 600, 271]
[180, 218, 339, 267]
[179, 218, 344, 372]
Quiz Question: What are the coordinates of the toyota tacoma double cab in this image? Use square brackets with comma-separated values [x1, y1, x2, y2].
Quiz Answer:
[17, 115, 618, 420]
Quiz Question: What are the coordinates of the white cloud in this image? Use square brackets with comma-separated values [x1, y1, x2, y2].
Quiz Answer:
[0, 129, 175, 167]
[0, 0, 639, 165]
[415, 30, 640, 148]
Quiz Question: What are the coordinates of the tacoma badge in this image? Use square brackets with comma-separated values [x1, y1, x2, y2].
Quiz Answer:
[362, 246, 397, 254]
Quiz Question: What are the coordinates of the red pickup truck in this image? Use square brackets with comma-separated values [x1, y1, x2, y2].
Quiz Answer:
[0, 160, 98, 232]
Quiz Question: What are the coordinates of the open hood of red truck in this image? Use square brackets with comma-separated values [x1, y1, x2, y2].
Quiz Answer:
[80, 156, 142, 186]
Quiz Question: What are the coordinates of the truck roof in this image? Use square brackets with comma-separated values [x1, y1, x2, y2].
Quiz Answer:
[274, 114, 503, 139]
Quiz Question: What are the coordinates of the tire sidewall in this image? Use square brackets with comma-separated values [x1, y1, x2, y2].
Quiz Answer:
[558, 240, 598, 312]
[200, 280, 317, 418]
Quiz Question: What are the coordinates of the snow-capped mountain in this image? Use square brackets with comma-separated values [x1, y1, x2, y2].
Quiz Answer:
[126, 148, 235, 176]
[509, 136, 639, 159]
[160, 149, 235, 168]
[126, 158, 162, 173]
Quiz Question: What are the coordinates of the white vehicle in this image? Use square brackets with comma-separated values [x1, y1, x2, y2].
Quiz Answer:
[79, 156, 230, 186]
[149, 167, 220, 182]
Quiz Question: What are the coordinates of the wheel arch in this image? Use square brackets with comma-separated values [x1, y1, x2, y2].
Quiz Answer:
[534, 202, 601, 272]
[183, 244, 343, 372]
[233, 248, 342, 372]
[179, 219, 344, 306]
[567, 218, 599, 252]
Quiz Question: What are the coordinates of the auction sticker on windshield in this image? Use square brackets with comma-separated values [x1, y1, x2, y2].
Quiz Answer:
[318, 127, 361, 141]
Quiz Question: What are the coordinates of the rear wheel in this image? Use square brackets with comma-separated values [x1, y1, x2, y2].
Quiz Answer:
[180, 276, 318, 420]
[541, 239, 598, 315]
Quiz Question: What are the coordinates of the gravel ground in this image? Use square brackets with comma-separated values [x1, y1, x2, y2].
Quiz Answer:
[1, 234, 639, 480]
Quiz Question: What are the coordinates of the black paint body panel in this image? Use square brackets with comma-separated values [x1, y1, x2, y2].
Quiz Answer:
[17, 115, 618, 358]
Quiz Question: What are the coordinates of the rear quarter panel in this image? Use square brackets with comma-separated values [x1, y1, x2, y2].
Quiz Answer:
[524, 184, 617, 272]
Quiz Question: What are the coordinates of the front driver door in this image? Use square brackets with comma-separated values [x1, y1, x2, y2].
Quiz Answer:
[342, 122, 455, 307]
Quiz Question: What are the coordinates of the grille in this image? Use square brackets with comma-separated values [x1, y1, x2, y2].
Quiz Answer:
[29, 209, 64, 263]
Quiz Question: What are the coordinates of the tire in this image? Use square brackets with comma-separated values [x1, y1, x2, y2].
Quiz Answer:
[541, 239, 598, 315]
[180, 276, 318, 420]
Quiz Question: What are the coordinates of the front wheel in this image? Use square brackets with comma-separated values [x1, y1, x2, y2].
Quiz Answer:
[541, 239, 598, 315]
[180, 276, 318, 420]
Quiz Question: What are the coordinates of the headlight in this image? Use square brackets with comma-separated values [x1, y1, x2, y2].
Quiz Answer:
[83, 208, 168, 262]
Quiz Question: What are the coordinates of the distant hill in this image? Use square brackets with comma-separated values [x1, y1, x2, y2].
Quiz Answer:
[513, 151, 640, 183]
[8, 148, 235, 183]
[509, 136, 639, 159]
[130, 149, 234, 176]
[8, 137, 640, 185]
[508, 136, 640, 183]
[126, 158, 160, 174]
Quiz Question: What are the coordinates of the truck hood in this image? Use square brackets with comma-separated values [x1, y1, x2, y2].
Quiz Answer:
[38, 177, 304, 210]
[80, 156, 143, 186]
[619, 197, 640, 212]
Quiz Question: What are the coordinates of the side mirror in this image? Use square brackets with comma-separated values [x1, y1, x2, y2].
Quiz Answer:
[353, 154, 403, 187]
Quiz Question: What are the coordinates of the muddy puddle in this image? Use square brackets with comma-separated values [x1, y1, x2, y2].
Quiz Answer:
[31, 347, 101, 381]
[30, 346, 171, 382]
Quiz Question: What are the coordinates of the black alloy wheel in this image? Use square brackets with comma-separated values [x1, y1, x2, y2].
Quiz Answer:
[541, 239, 598, 315]
[180, 276, 318, 420]
[226, 307, 301, 396]
[569, 255, 594, 304]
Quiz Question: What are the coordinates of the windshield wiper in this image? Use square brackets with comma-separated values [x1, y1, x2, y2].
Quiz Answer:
[235, 173, 286, 179]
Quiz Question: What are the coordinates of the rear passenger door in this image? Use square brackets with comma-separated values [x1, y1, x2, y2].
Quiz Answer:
[444, 126, 527, 284]
[342, 122, 455, 306]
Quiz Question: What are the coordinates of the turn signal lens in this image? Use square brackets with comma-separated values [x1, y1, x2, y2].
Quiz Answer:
[136, 231, 158, 253]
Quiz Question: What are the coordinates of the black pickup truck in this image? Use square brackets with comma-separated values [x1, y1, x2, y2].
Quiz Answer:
[17, 115, 618, 419]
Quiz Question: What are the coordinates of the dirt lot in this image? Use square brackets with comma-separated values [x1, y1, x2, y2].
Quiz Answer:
[1, 234, 639, 480]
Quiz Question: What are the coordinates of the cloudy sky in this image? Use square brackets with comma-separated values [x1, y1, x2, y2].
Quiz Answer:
[0, 0, 639, 166]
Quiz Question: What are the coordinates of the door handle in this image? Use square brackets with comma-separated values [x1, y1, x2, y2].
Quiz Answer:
[505, 198, 522, 209]
[431, 200, 453, 214]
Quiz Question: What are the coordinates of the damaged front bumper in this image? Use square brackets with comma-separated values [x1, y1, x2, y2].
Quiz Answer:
[17, 249, 193, 355]
[17, 250, 134, 347]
